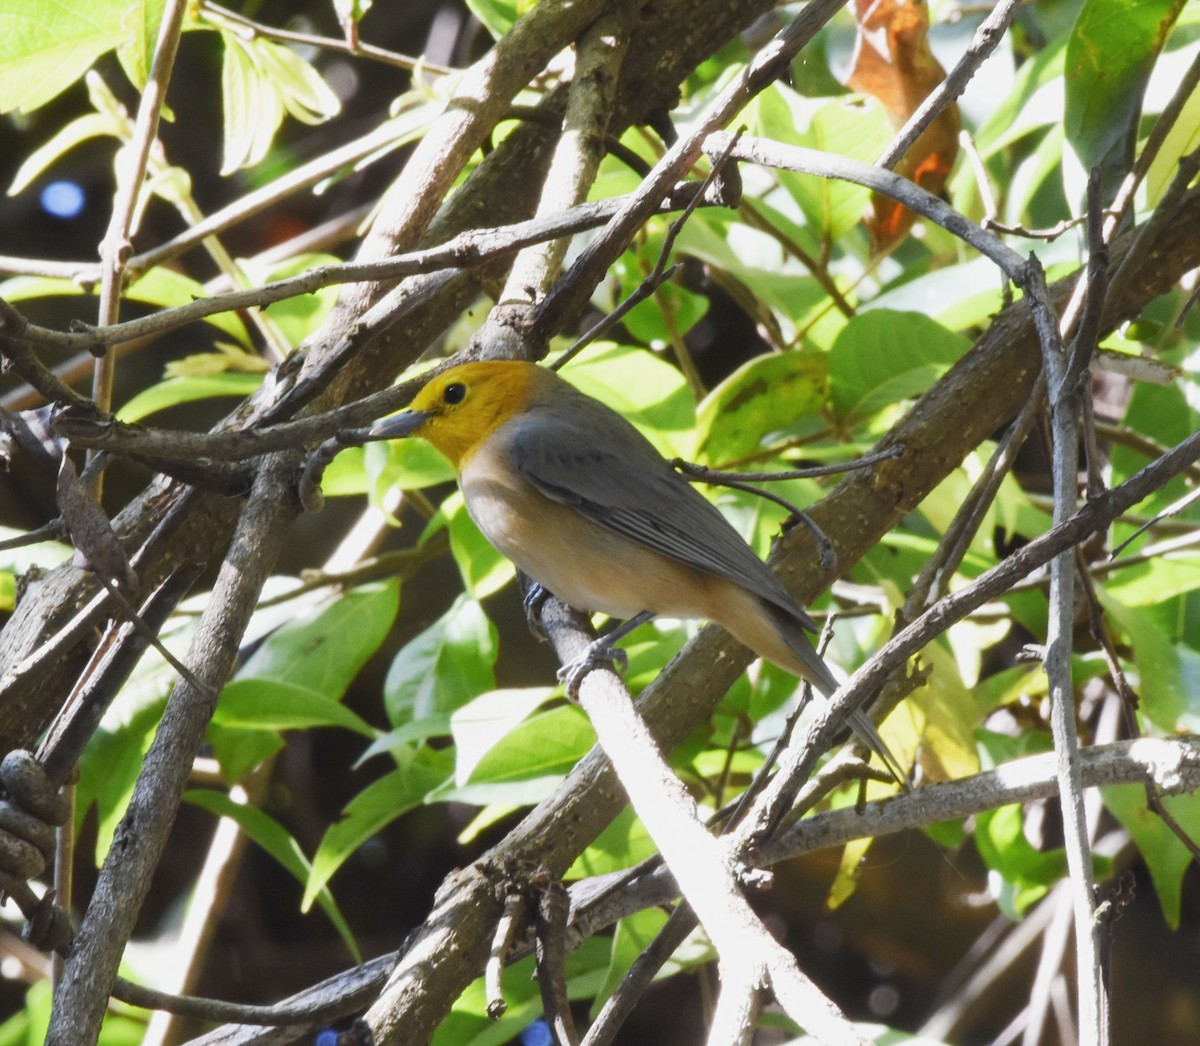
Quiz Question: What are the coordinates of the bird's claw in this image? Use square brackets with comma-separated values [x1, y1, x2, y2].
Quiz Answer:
[557, 637, 629, 699]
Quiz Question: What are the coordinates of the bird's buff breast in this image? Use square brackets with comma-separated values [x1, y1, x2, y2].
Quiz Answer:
[459, 451, 714, 620]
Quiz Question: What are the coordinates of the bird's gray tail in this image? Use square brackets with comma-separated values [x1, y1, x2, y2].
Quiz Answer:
[771, 606, 912, 789]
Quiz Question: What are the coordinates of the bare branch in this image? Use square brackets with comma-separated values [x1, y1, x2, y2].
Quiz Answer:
[91, 0, 189, 422]
[46, 463, 300, 1045]
[876, 0, 1023, 171]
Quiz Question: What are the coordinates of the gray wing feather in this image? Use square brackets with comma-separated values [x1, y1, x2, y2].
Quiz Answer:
[507, 399, 817, 632]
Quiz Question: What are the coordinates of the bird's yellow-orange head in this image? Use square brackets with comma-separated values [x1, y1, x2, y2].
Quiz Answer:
[374, 361, 543, 469]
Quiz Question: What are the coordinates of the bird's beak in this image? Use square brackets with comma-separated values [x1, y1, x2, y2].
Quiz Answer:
[370, 410, 431, 440]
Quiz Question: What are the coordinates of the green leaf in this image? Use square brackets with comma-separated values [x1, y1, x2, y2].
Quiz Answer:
[973, 39, 1066, 157]
[0, 980, 49, 1045]
[618, 619, 690, 695]
[184, 788, 361, 960]
[612, 249, 709, 345]
[1146, 72, 1200, 205]
[464, 0, 519, 40]
[355, 718, 452, 767]
[1103, 784, 1200, 928]
[0, 268, 252, 346]
[9, 112, 121, 194]
[455, 704, 595, 787]
[116, 0, 167, 89]
[315, 445, 371, 498]
[78, 694, 167, 864]
[1003, 123, 1068, 228]
[869, 253, 1012, 332]
[162, 343, 270, 380]
[829, 311, 971, 422]
[1104, 556, 1200, 607]
[237, 581, 400, 699]
[449, 687, 555, 785]
[744, 85, 887, 241]
[432, 699, 598, 806]
[695, 351, 828, 463]
[566, 806, 655, 879]
[252, 34, 340, 125]
[384, 595, 497, 727]
[369, 433, 456, 493]
[675, 206, 832, 339]
[213, 679, 377, 737]
[0, 526, 73, 611]
[219, 32, 338, 173]
[303, 746, 453, 909]
[0, 0, 128, 114]
[220, 34, 281, 173]
[801, 98, 888, 241]
[593, 907, 669, 1012]
[974, 803, 1065, 914]
[116, 373, 264, 422]
[1110, 381, 1196, 502]
[1064, 0, 1186, 173]
[332, 0, 373, 30]
[125, 267, 253, 345]
[1096, 591, 1192, 733]
[205, 722, 284, 784]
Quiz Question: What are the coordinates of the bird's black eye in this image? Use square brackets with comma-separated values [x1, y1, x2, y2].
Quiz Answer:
[443, 382, 466, 405]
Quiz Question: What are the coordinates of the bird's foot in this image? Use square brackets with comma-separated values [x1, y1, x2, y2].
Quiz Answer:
[521, 579, 551, 640]
[557, 637, 629, 700]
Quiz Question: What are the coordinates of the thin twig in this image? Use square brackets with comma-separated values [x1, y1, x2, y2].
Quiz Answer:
[876, 0, 1023, 171]
[0, 520, 69, 553]
[91, 0, 189, 431]
[705, 132, 1032, 284]
[1109, 485, 1200, 557]
[128, 119, 432, 277]
[904, 378, 1044, 615]
[532, 0, 853, 343]
[1040, 160, 1103, 1044]
[1105, 48, 1200, 232]
[534, 876, 579, 1046]
[1076, 550, 1200, 864]
[11, 192, 704, 356]
[200, 1, 457, 75]
[1108, 148, 1200, 307]
[485, 888, 525, 1019]
[675, 458, 837, 572]
[580, 904, 697, 1046]
[1072, 173, 1111, 499]
[675, 444, 904, 484]
[551, 131, 742, 371]
[167, 740, 1200, 1045]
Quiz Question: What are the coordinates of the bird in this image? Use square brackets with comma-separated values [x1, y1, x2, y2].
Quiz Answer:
[370, 359, 908, 786]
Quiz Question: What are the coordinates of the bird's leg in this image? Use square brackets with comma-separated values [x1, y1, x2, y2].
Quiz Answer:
[519, 576, 551, 640]
[559, 610, 657, 699]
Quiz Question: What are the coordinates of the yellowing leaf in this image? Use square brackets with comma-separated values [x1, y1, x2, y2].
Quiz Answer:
[827, 836, 872, 909]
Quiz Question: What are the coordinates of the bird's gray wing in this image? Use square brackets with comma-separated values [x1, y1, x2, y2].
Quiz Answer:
[507, 402, 817, 632]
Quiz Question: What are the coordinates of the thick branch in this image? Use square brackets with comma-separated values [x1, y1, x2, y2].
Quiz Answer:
[45, 463, 300, 1045]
